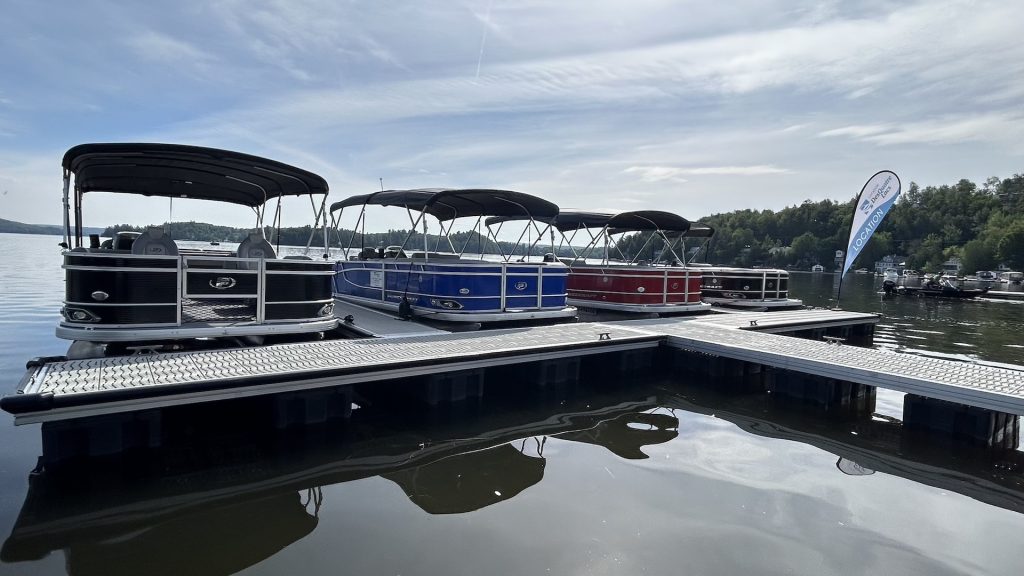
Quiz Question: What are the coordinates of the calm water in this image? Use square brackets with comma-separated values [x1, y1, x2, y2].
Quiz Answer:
[0, 233, 1022, 576]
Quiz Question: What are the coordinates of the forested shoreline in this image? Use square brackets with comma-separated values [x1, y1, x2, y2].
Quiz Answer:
[100, 172, 1024, 272]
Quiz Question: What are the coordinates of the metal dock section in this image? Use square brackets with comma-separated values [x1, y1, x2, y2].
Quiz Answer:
[7, 307, 1024, 424]
[7, 323, 660, 424]
[649, 321, 1024, 415]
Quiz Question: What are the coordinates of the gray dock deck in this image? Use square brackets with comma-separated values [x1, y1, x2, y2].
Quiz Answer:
[7, 308, 1024, 424]
[333, 300, 448, 338]
[9, 323, 660, 424]
[649, 321, 1024, 415]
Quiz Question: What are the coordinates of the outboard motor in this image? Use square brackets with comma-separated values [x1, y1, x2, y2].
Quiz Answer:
[882, 279, 896, 295]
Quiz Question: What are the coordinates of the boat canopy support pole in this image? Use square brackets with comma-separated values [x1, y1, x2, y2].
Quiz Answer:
[61, 169, 71, 248]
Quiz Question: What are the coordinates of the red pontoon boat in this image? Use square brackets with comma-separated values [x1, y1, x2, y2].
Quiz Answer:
[549, 210, 711, 316]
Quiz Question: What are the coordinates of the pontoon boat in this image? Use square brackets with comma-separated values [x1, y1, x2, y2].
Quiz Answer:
[548, 210, 710, 315]
[682, 225, 803, 310]
[57, 143, 338, 355]
[330, 189, 575, 324]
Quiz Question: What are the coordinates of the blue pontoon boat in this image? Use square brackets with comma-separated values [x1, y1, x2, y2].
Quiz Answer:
[330, 189, 576, 324]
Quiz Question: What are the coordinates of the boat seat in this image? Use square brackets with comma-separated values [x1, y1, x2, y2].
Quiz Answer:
[131, 226, 178, 256]
[237, 230, 276, 260]
[284, 255, 313, 260]
[114, 231, 141, 251]
[358, 247, 379, 260]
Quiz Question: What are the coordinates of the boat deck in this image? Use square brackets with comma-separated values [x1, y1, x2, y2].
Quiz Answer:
[7, 308, 1024, 424]
[333, 300, 448, 338]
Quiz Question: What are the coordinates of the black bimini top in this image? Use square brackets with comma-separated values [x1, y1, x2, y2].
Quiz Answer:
[683, 223, 715, 238]
[63, 143, 329, 207]
[330, 189, 559, 222]
[556, 210, 692, 234]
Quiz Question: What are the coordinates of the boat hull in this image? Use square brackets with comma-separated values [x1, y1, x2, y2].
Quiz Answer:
[565, 265, 709, 314]
[333, 260, 574, 323]
[697, 267, 802, 310]
[58, 252, 337, 343]
[897, 286, 988, 299]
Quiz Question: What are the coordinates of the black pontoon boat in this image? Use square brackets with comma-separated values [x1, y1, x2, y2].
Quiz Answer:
[57, 143, 337, 355]
[897, 277, 988, 299]
[682, 224, 803, 310]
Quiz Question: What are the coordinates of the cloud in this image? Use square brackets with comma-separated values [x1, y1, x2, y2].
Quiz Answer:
[818, 113, 1024, 148]
[2, 0, 1023, 229]
[625, 165, 793, 183]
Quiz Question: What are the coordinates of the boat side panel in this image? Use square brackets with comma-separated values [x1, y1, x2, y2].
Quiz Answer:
[566, 267, 702, 305]
[700, 269, 790, 300]
[335, 261, 568, 312]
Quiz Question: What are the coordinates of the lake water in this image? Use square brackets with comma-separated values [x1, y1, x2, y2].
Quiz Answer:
[0, 232, 1022, 575]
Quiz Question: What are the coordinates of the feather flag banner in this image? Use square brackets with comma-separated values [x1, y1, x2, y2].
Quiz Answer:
[841, 170, 901, 278]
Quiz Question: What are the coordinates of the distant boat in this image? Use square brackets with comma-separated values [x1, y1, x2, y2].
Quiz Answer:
[881, 268, 899, 295]
[811, 264, 824, 273]
[854, 268, 871, 274]
[209, 240, 220, 246]
[898, 276, 988, 299]
[975, 270, 997, 282]
[998, 271, 1023, 284]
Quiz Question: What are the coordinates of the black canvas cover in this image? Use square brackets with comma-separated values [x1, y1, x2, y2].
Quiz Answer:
[63, 143, 329, 207]
[330, 189, 559, 222]
[683, 223, 715, 238]
[556, 210, 691, 233]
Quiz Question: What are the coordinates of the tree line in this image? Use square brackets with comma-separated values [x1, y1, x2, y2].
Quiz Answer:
[643, 172, 1024, 273]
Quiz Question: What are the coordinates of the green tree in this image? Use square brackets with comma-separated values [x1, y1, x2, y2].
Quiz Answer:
[961, 238, 998, 272]
[998, 224, 1024, 270]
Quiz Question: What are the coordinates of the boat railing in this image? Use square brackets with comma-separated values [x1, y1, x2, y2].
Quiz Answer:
[63, 251, 334, 329]
[700, 269, 790, 300]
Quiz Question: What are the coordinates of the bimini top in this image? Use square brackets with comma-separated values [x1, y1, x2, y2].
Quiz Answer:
[330, 188, 559, 222]
[555, 210, 692, 234]
[62, 143, 329, 207]
[683, 223, 715, 238]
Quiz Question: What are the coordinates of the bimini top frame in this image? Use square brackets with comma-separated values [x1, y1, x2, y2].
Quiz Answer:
[553, 210, 694, 266]
[61, 143, 331, 252]
[331, 188, 561, 262]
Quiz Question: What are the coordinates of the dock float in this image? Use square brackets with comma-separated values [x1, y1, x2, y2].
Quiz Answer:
[6, 308, 1024, 426]
[982, 290, 1024, 302]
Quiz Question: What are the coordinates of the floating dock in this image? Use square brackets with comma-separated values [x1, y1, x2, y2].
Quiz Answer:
[983, 290, 1024, 302]
[6, 307, 1024, 429]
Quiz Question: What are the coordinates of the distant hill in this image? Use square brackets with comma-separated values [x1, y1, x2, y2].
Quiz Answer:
[0, 218, 104, 237]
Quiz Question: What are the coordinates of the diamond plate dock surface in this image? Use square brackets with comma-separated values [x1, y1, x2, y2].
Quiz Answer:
[12, 308, 1024, 424]
[24, 323, 656, 398]
[657, 322, 1024, 415]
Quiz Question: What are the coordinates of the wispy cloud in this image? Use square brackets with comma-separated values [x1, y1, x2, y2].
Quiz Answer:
[819, 113, 1024, 148]
[625, 165, 793, 183]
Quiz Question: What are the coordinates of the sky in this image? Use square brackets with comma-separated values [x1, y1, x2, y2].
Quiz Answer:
[1, 0, 1023, 230]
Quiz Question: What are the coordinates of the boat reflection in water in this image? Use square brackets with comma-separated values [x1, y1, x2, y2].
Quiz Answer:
[4, 371, 1024, 575]
[1, 379, 676, 575]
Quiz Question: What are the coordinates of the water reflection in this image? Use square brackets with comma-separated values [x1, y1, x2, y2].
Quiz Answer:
[664, 386, 1024, 514]
[4, 374, 1024, 575]
[1, 385, 675, 574]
